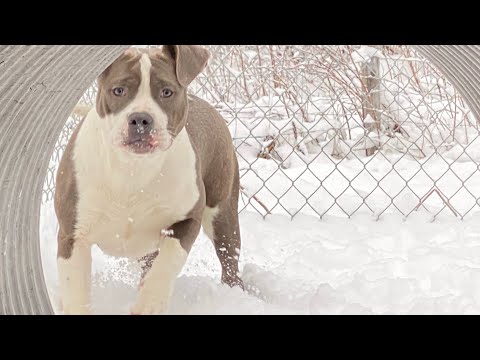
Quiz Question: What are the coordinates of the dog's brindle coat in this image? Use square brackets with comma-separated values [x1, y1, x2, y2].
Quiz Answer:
[54, 46, 243, 315]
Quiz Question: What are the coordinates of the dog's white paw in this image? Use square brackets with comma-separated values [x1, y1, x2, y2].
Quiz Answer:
[62, 303, 92, 315]
[130, 285, 170, 315]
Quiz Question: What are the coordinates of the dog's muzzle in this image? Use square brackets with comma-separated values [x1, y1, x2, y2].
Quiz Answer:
[127, 112, 153, 141]
[123, 112, 159, 154]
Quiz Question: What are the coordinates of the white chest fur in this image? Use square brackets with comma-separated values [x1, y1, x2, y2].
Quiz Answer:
[72, 110, 199, 259]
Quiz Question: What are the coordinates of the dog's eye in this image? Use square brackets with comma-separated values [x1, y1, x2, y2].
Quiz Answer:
[161, 88, 173, 98]
[113, 87, 126, 97]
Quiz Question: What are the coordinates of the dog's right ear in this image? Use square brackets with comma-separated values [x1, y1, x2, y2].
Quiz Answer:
[161, 45, 210, 87]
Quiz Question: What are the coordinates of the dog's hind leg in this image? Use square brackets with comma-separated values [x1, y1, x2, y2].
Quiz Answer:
[202, 179, 244, 290]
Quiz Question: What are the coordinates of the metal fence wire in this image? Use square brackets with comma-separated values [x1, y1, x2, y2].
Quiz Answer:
[42, 45, 480, 221]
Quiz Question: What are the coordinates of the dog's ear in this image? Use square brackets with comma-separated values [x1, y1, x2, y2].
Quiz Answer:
[162, 45, 210, 87]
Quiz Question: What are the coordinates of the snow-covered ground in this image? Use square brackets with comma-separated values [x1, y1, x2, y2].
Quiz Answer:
[38, 45, 480, 315]
[41, 199, 480, 315]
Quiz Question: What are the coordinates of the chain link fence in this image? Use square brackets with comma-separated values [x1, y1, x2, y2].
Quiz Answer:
[42, 45, 480, 221]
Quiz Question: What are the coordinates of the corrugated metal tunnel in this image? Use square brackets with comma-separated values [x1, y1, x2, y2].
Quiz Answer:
[0, 45, 478, 314]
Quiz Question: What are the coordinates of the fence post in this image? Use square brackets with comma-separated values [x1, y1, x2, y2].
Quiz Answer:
[361, 54, 381, 157]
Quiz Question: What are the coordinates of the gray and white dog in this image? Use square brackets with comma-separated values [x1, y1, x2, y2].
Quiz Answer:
[54, 45, 243, 315]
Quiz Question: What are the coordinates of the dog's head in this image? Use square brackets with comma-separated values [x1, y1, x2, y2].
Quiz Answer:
[95, 45, 210, 155]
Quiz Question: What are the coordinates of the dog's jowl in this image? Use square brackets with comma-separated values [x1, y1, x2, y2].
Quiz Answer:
[54, 46, 244, 315]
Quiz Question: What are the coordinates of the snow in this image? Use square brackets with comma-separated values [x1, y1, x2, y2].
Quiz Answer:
[40, 199, 480, 315]
[37, 45, 480, 314]
[351, 46, 382, 63]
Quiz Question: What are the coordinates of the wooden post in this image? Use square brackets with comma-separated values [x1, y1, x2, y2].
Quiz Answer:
[361, 55, 381, 157]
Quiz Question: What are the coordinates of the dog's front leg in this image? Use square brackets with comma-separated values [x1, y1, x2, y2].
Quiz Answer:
[131, 218, 201, 315]
[57, 240, 92, 315]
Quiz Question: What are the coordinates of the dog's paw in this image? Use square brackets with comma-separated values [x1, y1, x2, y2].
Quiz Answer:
[62, 304, 92, 315]
[130, 285, 170, 315]
[130, 298, 169, 315]
[222, 275, 245, 291]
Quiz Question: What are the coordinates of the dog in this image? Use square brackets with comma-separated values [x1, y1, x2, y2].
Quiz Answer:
[54, 45, 244, 315]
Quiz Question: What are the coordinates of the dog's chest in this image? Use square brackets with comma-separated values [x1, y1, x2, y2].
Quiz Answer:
[73, 130, 200, 259]
[80, 177, 194, 258]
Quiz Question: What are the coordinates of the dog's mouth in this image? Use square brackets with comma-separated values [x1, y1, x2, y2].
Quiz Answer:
[121, 133, 174, 154]
[122, 136, 159, 154]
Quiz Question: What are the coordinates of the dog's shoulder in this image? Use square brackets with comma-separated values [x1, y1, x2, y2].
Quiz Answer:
[185, 94, 232, 147]
[187, 95, 223, 122]
[185, 94, 237, 203]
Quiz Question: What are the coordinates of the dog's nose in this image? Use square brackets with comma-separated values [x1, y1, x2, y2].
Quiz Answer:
[128, 112, 154, 135]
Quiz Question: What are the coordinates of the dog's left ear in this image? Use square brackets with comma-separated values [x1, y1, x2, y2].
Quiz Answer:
[162, 45, 210, 87]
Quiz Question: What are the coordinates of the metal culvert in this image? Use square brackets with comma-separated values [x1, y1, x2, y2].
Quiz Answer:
[0, 45, 479, 315]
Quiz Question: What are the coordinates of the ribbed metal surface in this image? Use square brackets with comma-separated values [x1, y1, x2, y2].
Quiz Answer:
[0, 45, 479, 314]
[414, 46, 480, 123]
[0, 45, 128, 315]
